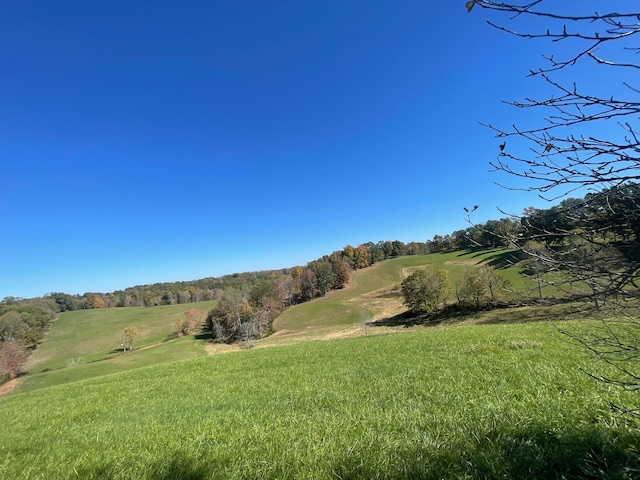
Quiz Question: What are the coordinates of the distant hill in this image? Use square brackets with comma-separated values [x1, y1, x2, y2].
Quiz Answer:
[14, 249, 544, 393]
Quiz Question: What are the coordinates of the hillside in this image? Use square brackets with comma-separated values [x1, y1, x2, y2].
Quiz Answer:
[1, 321, 638, 479]
[12, 249, 548, 394]
[2, 250, 638, 478]
[16, 301, 217, 393]
[273, 249, 534, 336]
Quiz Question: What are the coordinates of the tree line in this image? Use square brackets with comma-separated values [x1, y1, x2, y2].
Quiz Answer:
[5, 184, 636, 367]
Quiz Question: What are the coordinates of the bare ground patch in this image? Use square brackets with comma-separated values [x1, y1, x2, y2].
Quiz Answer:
[356, 285, 406, 322]
[0, 379, 18, 396]
[444, 260, 481, 266]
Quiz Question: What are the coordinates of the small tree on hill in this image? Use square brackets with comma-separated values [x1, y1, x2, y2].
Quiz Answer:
[122, 326, 138, 352]
[460, 266, 508, 308]
[460, 269, 489, 309]
[401, 267, 450, 313]
[174, 308, 203, 337]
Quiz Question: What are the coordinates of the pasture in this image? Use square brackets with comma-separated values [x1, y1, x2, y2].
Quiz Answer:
[2, 251, 638, 478]
[1, 321, 638, 479]
[16, 301, 217, 393]
[14, 250, 565, 393]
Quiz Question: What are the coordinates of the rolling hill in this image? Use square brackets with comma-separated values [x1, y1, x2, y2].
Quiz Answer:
[1, 250, 638, 478]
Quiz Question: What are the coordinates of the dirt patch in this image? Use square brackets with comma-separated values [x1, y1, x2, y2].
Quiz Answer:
[0, 379, 18, 396]
[204, 342, 241, 355]
[356, 285, 405, 322]
[321, 328, 363, 340]
[444, 260, 480, 266]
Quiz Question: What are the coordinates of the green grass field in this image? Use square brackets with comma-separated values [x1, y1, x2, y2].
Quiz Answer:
[1, 251, 638, 478]
[29, 300, 217, 371]
[1, 321, 638, 479]
[13, 250, 568, 393]
[16, 301, 217, 393]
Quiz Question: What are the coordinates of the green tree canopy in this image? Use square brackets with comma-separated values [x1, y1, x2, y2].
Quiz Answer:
[401, 267, 450, 313]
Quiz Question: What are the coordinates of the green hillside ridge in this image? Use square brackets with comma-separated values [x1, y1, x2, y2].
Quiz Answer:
[14, 249, 556, 394]
[14, 301, 216, 393]
[273, 249, 540, 334]
[28, 300, 218, 372]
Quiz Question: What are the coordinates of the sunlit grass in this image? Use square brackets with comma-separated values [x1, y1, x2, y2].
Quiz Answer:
[28, 300, 216, 372]
[16, 335, 208, 393]
[274, 249, 546, 333]
[1, 321, 637, 479]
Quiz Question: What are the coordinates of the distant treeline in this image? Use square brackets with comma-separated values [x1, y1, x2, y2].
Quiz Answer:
[2, 184, 638, 378]
[1, 194, 591, 313]
[0, 299, 58, 380]
[22, 236, 510, 312]
[5, 184, 637, 344]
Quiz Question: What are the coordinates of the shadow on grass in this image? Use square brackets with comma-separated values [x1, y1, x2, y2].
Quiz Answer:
[484, 249, 527, 269]
[194, 331, 212, 342]
[452, 248, 526, 269]
[369, 300, 594, 329]
[77, 424, 640, 479]
[77, 453, 212, 480]
[368, 302, 513, 328]
[334, 423, 640, 480]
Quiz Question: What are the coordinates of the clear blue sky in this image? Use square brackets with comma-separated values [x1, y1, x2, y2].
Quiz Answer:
[0, 1, 612, 298]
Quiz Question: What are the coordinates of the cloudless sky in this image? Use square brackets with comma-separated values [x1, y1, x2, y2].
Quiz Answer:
[0, 1, 620, 298]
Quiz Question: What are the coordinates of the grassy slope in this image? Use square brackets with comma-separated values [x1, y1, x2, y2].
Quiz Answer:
[13, 250, 560, 393]
[16, 301, 216, 393]
[1, 321, 637, 479]
[273, 249, 538, 334]
[17, 336, 207, 394]
[30, 300, 217, 371]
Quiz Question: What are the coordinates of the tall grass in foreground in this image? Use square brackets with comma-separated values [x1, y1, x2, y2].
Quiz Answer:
[1, 322, 638, 479]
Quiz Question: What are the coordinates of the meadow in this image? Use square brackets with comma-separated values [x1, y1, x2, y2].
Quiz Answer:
[13, 250, 571, 393]
[273, 249, 548, 334]
[2, 250, 638, 478]
[1, 321, 638, 479]
[16, 301, 217, 393]
[18, 251, 514, 392]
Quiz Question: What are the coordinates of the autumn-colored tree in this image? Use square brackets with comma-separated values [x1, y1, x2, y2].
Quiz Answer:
[206, 288, 253, 342]
[143, 291, 154, 307]
[352, 245, 371, 270]
[122, 326, 138, 351]
[329, 252, 350, 289]
[0, 342, 28, 379]
[342, 245, 356, 267]
[274, 276, 295, 308]
[86, 294, 105, 309]
[174, 308, 203, 337]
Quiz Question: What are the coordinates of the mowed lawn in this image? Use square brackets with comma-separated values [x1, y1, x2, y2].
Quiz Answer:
[1, 321, 638, 479]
